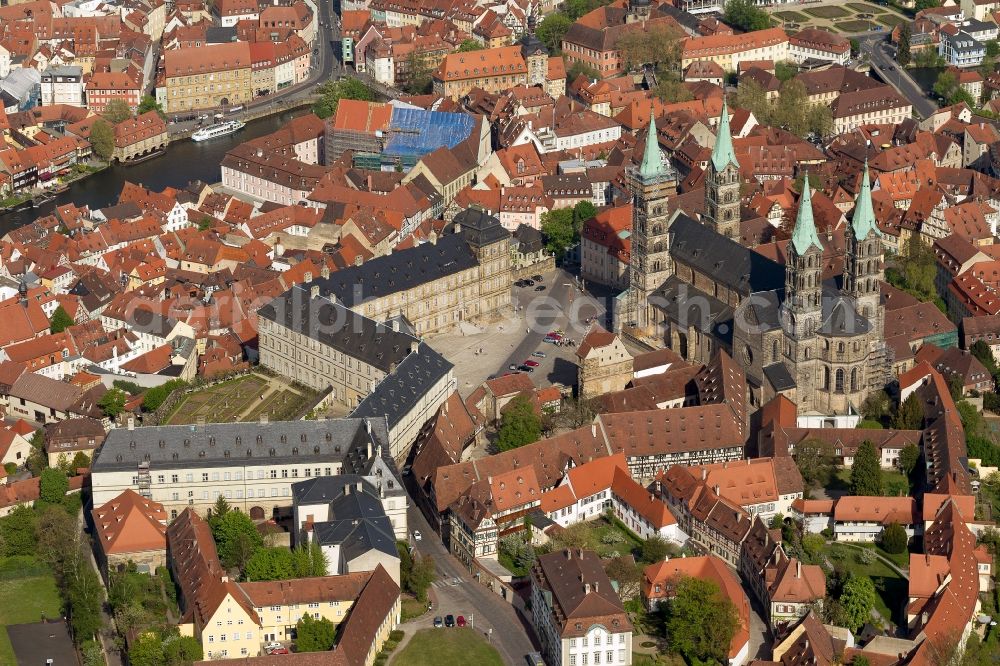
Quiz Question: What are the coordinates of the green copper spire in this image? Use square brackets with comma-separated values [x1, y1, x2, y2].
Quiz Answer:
[639, 111, 667, 180]
[791, 173, 823, 255]
[711, 99, 739, 172]
[851, 160, 881, 240]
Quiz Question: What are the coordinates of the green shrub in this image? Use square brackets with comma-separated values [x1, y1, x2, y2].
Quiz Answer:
[389, 630, 405, 642]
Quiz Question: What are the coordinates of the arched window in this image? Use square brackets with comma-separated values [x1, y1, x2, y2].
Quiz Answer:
[835, 368, 845, 393]
[772, 339, 779, 362]
[823, 366, 830, 390]
[850, 368, 859, 392]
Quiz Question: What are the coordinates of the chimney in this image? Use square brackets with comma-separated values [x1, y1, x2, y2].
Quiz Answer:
[714, 485, 720, 495]
[454, 222, 462, 234]
[356, 481, 363, 493]
[796, 560, 801, 578]
[127, 417, 135, 431]
[321, 265, 330, 279]
[410, 341, 419, 354]
[591, 423, 596, 437]
[584, 582, 591, 594]
[345, 484, 351, 495]
[565, 548, 572, 559]
[593, 581, 599, 593]
[701, 468, 707, 480]
[260, 413, 268, 424]
[310, 285, 319, 299]
[392, 319, 399, 332]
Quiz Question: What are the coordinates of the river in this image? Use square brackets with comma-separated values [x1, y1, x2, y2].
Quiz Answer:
[0, 107, 309, 236]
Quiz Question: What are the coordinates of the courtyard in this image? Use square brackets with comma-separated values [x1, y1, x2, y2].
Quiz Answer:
[390, 628, 504, 666]
[162, 372, 319, 425]
[769, 0, 906, 34]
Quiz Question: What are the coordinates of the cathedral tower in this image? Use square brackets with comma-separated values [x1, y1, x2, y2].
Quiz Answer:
[843, 160, 884, 333]
[704, 99, 741, 240]
[626, 112, 677, 332]
[783, 174, 823, 339]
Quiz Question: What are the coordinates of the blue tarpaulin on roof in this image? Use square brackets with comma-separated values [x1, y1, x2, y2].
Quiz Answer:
[383, 106, 476, 158]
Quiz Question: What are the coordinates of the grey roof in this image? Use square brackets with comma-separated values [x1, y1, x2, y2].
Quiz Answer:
[295, 231, 479, 307]
[41, 66, 82, 79]
[351, 344, 453, 429]
[670, 214, 786, 297]
[450, 208, 511, 248]
[312, 511, 397, 561]
[97, 201, 142, 221]
[258, 286, 419, 373]
[763, 363, 796, 391]
[653, 275, 734, 344]
[513, 223, 544, 253]
[91, 418, 388, 472]
[205, 26, 238, 43]
[292, 474, 380, 505]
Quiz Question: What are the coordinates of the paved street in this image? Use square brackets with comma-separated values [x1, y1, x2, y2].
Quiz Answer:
[405, 503, 539, 664]
[860, 32, 938, 119]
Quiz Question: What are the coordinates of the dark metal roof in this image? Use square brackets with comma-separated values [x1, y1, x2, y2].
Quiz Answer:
[258, 285, 418, 373]
[763, 362, 796, 391]
[351, 345, 453, 429]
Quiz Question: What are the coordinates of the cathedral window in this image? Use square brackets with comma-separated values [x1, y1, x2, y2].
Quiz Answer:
[743, 345, 753, 365]
[772, 340, 779, 362]
[851, 368, 859, 392]
[835, 369, 845, 393]
[823, 366, 830, 390]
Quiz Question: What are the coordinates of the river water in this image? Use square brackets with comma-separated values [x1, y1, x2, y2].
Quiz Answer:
[0, 107, 308, 236]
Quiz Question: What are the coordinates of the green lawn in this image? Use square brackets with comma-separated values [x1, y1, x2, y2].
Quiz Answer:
[846, 2, 882, 11]
[838, 19, 880, 32]
[830, 468, 910, 497]
[774, 10, 810, 21]
[0, 558, 63, 665]
[400, 596, 428, 622]
[804, 5, 850, 18]
[390, 628, 504, 666]
[879, 14, 906, 26]
[826, 543, 906, 625]
[164, 373, 318, 425]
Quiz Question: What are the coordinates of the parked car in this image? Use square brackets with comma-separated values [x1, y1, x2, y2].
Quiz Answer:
[433, 616, 443, 628]
[445, 615, 455, 628]
[526, 653, 545, 666]
[517, 365, 534, 373]
[456, 616, 467, 627]
[268, 647, 290, 655]
[531, 351, 546, 358]
[531, 274, 543, 281]
[264, 643, 282, 653]
[524, 279, 535, 286]
[509, 364, 518, 370]
[534, 285, 546, 291]
[524, 360, 540, 367]
[412, 530, 422, 541]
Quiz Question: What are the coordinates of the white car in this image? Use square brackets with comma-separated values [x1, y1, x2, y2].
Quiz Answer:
[263, 642, 282, 653]
[413, 530, 422, 541]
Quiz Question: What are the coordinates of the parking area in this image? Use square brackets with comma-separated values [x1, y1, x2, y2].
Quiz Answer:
[7, 621, 78, 666]
[431, 268, 605, 395]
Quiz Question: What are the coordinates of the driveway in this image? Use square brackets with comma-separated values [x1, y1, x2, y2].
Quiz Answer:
[404, 503, 539, 665]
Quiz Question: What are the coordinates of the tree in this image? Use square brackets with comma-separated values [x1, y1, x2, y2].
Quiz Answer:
[457, 39, 483, 52]
[212, 509, 263, 572]
[605, 556, 643, 600]
[49, 305, 75, 333]
[640, 535, 670, 564]
[537, 14, 572, 53]
[137, 95, 164, 117]
[540, 208, 576, 259]
[987, 39, 1000, 58]
[840, 575, 877, 631]
[312, 78, 375, 119]
[880, 521, 909, 554]
[0, 505, 37, 556]
[245, 547, 295, 581]
[567, 60, 600, 83]
[850, 39, 861, 58]
[295, 614, 337, 652]
[407, 554, 437, 602]
[103, 98, 132, 123]
[404, 52, 434, 95]
[899, 443, 920, 477]
[934, 70, 975, 106]
[851, 440, 883, 496]
[775, 61, 798, 82]
[616, 24, 682, 72]
[81, 640, 105, 666]
[861, 390, 891, 423]
[142, 379, 186, 412]
[970, 340, 1000, 384]
[39, 468, 69, 505]
[724, 0, 772, 32]
[654, 76, 694, 103]
[914, 0, 940, 10]
[129, 633, 165, 666]
[794, 437, 836, 488]
[802, 534, 826, 563]
[893, 393, 924, 430]
[663, 576, 739, 665]
[69, 451, 91, 473]
[573, 200, 597, 231]
[898, 23, 912, 68]
[497, 394, 542, 451]
[162, 635, 203, 664]
[90, 120, 115, 160]
[98, 388, 127, 418]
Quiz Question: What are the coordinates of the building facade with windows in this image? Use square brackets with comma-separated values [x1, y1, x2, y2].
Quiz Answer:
[163, 42, 252, 112]
[90, 418, 389, 518]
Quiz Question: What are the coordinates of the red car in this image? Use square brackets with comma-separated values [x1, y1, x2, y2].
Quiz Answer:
[456, 616, 467, 627]
[268, 648, 290, 655]
[524, 360, 540, 367]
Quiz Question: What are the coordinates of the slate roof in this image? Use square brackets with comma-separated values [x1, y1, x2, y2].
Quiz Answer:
[312, 491, 397, 561]
[297, 231, 479, 307]
[258, 286, 418, 373]
[92, 419, 387, 472]
[351, 345, 453, 429]
[669, 214, 785, 296]
[740, 280, 871, 337]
